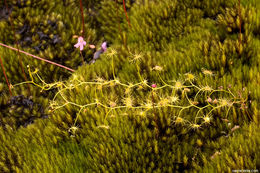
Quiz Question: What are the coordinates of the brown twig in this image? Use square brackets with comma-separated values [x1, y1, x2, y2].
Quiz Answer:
[123, 0, 131, 28]
[0, 43, 75, 72]
[4, 0, 31, 93]
[79, 0, 85, 36]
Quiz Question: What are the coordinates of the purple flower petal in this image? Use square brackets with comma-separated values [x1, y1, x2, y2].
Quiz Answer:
[78, 36, 84, 42]
[80, 45, 84, 51]
[101, 42, 107, 51]
[74, 36, 86, 51]
[74, 43, 80, 48]
[151, 84, 157, 88]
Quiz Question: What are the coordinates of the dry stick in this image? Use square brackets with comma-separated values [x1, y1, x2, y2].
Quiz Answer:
[79, 0, 85, 36]
[4, 0, 31, 93]
[0, 43, 75, 72]
[123, 0, 131, 27]
[0, 56, 12, 96]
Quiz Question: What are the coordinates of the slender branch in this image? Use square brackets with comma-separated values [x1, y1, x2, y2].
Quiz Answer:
[4, 0, 31, 93]
[79, 0, 85, 36]
[0, 43, 75, 72]
[123, 0, 131, 27]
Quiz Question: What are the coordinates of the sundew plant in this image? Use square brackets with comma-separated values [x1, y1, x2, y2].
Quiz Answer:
[0, 0, 259, 172]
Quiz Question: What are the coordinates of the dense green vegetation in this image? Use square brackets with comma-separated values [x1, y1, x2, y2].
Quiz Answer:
[0, 0, 259, 172]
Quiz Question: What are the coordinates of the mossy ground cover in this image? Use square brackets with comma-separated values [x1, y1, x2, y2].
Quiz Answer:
[0, 0, 259, 172]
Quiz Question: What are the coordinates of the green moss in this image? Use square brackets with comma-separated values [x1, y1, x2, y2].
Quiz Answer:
[200, 123, 260, 172]
[0, 0, 259, 172]
[0, 0, 97, 82]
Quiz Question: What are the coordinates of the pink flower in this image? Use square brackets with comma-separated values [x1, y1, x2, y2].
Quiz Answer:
[207, 97, 212, 103]
[151, 84, 157, 88]
[74, 36, 86, 51]
[101, 42, 107, 52]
